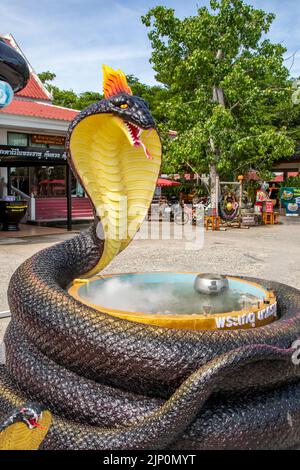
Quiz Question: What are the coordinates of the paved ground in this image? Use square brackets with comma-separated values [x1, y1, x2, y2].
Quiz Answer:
[0, 223, 68, 239]
[0, 217, 300, 344]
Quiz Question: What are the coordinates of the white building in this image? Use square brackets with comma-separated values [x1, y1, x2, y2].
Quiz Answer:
[0, 33, 92, 224]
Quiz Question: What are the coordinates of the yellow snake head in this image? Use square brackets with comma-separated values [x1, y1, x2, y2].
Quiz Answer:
[66, 65, 162, 276]
[0, 403, 52, 450]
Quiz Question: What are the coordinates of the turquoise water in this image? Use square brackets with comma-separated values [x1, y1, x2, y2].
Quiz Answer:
[79, 273, 264, 315]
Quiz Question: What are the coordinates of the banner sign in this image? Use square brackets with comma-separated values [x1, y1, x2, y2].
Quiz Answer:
[0, 145, 67, 164]
[280, 187, 300, 216]
[265, 201, 274, 213]
[31, 134, 65, 146]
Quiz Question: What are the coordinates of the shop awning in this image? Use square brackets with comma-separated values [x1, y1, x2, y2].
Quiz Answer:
[157, 178, 181, 187]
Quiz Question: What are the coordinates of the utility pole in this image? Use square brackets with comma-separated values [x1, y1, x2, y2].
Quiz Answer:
[210, 49, 225, 215]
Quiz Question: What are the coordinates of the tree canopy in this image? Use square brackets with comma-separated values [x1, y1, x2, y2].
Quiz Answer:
[38, 71, 102, 110]
[39, 0, 299, 184]
[142, 0, 295, 179]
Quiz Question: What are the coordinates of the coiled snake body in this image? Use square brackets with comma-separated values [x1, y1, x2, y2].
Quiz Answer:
[0, 66, 300, 449]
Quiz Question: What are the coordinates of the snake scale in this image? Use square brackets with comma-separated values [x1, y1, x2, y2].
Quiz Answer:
[0, 66, 300, 449]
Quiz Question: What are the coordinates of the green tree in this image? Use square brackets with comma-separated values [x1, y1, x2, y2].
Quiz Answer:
[274, 77, 300, 141]
[127, 74, 169, 124]
[74, 91, 103, 110]
[38, 70, 56, 84]
[142, 0, 295, 209]
[37, 71, 167, 113]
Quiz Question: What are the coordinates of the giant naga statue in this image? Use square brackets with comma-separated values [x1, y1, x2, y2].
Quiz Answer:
[0, 57, 300, 449]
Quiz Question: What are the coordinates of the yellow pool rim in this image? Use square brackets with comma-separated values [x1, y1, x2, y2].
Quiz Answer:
[68, 272, 278, 331]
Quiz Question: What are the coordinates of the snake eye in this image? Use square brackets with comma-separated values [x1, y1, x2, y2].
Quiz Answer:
[120, 103, 128, 109]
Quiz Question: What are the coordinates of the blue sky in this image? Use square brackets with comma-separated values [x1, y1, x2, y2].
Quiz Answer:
[2, 0, 300, 93]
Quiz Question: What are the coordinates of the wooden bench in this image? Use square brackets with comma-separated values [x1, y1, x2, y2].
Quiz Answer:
[204, 215, 220, 231]
[262, 212, 274, 225]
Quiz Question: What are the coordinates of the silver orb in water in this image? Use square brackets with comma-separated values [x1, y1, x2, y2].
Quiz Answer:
[194, 273, 229, 295]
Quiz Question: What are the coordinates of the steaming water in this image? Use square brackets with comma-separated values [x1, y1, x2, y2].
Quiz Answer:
[83, 278, 260, 315]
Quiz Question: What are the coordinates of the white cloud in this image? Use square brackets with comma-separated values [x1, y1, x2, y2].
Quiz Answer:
[2, 0, 300, 92]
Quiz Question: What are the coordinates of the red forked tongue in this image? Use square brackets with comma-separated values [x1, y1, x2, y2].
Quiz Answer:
[28, 418, 45, 430]
[125, 122, 153, 160]
[20, 407, 45, 430]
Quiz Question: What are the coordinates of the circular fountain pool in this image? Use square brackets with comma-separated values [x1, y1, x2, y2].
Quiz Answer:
[69, 272, 278, 331]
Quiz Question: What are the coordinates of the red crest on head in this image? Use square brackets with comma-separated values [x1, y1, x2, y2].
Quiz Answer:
[102, 64, 132, 99]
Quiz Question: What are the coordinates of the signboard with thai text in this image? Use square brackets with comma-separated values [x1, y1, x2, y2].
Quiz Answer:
[0, 145, 67, 165]
[31, 134, 65, 146]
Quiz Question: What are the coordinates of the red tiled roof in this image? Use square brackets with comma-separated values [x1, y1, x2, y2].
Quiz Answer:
[16, 74, 51, 101]
[0, 99, 79, 121]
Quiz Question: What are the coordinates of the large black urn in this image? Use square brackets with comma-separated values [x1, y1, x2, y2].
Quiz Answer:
[0, 200, 28, 231]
